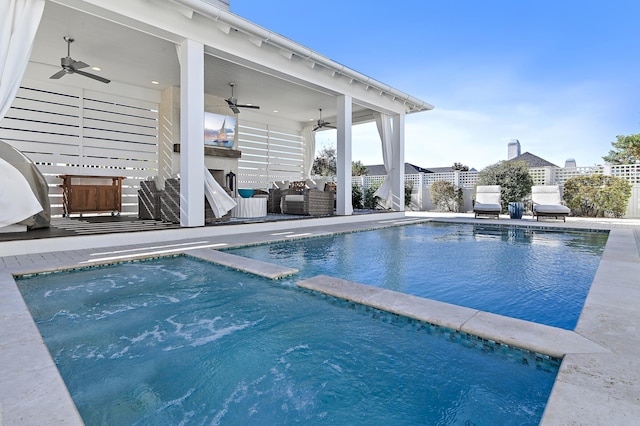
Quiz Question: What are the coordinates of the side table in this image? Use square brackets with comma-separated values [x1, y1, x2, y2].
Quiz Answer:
[232, 197, 267, 218]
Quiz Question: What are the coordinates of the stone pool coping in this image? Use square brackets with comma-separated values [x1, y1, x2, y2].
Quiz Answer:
[296, 275, 607, 359]
[1, 212, 639, 424]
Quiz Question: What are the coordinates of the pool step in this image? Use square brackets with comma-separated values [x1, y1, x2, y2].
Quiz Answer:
[188, 248, 298, 279]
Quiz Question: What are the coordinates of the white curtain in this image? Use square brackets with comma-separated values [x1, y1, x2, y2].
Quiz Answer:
[373, 112, 393, 208]
[0, 0, 46, 120]
[204, 166, 236, 218]
[302, 125, 316, 179]
[0, 157, 42, 227]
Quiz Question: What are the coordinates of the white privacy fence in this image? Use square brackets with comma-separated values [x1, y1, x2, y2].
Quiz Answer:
[353, 164, 640, 217]
[0, 80, 159, 217]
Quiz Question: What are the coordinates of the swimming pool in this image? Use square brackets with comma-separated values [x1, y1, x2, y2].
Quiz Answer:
[18, 256, 558, 425]
[228, 222, 607, 330]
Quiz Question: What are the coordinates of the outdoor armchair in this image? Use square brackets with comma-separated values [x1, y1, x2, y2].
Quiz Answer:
[281, 180, 334, 216]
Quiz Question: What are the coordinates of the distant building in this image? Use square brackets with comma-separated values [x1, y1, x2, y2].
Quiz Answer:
[508, 152, 558, 168]
[565, 158, 577, 168]
[364, 163, 426, 176]
[364, 163, 475, 175]
[508, 139, 521, 160]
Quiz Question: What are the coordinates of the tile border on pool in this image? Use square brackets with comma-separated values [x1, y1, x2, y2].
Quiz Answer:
[306, 287, 562, 371]
[296, 275, 609, 359]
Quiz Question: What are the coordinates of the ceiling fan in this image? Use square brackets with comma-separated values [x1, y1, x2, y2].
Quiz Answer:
[313, 109, 336, 131]
[225, 82, 260, 114]
[49, 36, 110, 84]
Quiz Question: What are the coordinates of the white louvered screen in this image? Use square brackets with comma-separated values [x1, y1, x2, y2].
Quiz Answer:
[0, 81, 158, 217]
[237, 120, 304, 189]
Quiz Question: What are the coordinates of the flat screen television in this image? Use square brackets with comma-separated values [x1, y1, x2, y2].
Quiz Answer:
[204, 112, 236, 148]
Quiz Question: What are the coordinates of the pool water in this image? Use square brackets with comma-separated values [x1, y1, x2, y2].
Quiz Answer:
[229, 223, 608, 330]
[18, 257, 558, 425]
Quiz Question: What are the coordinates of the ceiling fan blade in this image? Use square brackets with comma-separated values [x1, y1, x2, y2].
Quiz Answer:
[74, 69, 111, 84]
[236, 104, 260, 109]
[50, 69, 67, 79]
[225, 99, 240, 114]
[70, 60, 89, 71]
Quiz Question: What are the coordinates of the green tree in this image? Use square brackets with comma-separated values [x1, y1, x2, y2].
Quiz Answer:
[477, 160, 533, 212]
[312, 147, 336, 176]
[352, 160, 368, 176]
[602, 134, 640, 165]
[452, 162, 469, 171]
[563, 174, 631, 218]
[430, 180, 457, 211]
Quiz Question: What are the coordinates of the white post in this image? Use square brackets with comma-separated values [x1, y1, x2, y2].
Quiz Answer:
[391, 113, 405, 211]
[336, 95, 353, 215]
[179, 39, 205, 227]
[418, 172, 424, 210]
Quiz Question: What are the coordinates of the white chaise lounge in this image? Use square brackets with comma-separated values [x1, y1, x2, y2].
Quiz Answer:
[473, 185, 502, 219]
[531, 185, 570, 221]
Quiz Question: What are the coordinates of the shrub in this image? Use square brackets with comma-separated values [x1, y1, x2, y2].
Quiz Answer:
[455, 187, 464, 212]
[364, 182, 381, 209]
[477, 161, 533, 212]
[352, 183, 363, 209]
[563, 174, 631, 218]
[430, 180, 457, 211]
[404, 182, 413, 207]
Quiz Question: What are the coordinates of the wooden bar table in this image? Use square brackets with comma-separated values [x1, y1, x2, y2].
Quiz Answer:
[59, 175, 125, 217]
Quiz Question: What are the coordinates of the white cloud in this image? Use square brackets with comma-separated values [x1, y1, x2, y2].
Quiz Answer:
[316, 71, 633, 171]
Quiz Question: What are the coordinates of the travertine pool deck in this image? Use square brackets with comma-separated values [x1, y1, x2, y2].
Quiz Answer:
[1, 211, 639, 424]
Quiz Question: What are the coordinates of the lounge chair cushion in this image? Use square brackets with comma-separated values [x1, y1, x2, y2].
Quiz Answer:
[473, 185, 502, 217]
[284, 194, 304, 203]
[474, 202, 501, 213]
[534, 204, 570, 215]
[531, 185, 570, 219]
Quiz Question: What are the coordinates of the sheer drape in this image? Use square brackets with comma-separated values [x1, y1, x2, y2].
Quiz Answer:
[0, 157, 42, 227]
[373, 112, 393, 208]
[302, 125, 316, 178]
[204, 166, 236, 218]
[0, 0, 46, 119]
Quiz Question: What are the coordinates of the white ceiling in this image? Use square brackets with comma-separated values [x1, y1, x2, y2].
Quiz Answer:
[29, 1, 368, 127]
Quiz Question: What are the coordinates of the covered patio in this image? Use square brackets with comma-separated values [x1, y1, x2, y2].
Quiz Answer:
[1, 0, 433, 231]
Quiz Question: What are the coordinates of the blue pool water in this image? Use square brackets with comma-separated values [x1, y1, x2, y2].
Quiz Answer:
[18, 256, 558, 425]
[229, 223, 607, 330]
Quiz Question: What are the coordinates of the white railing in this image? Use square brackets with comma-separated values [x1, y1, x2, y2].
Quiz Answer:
[351, 170, 479, 190]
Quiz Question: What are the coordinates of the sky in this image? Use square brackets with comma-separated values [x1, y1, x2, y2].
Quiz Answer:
[231, 1, 640, 170]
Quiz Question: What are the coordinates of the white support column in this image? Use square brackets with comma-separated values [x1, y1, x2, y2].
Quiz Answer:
[336, 95, 353, 216]
[391, 113, 405, 211]
[179, 39, 205, 227]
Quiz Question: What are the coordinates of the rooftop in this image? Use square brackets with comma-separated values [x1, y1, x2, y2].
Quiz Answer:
[509, 151, 559, 168]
